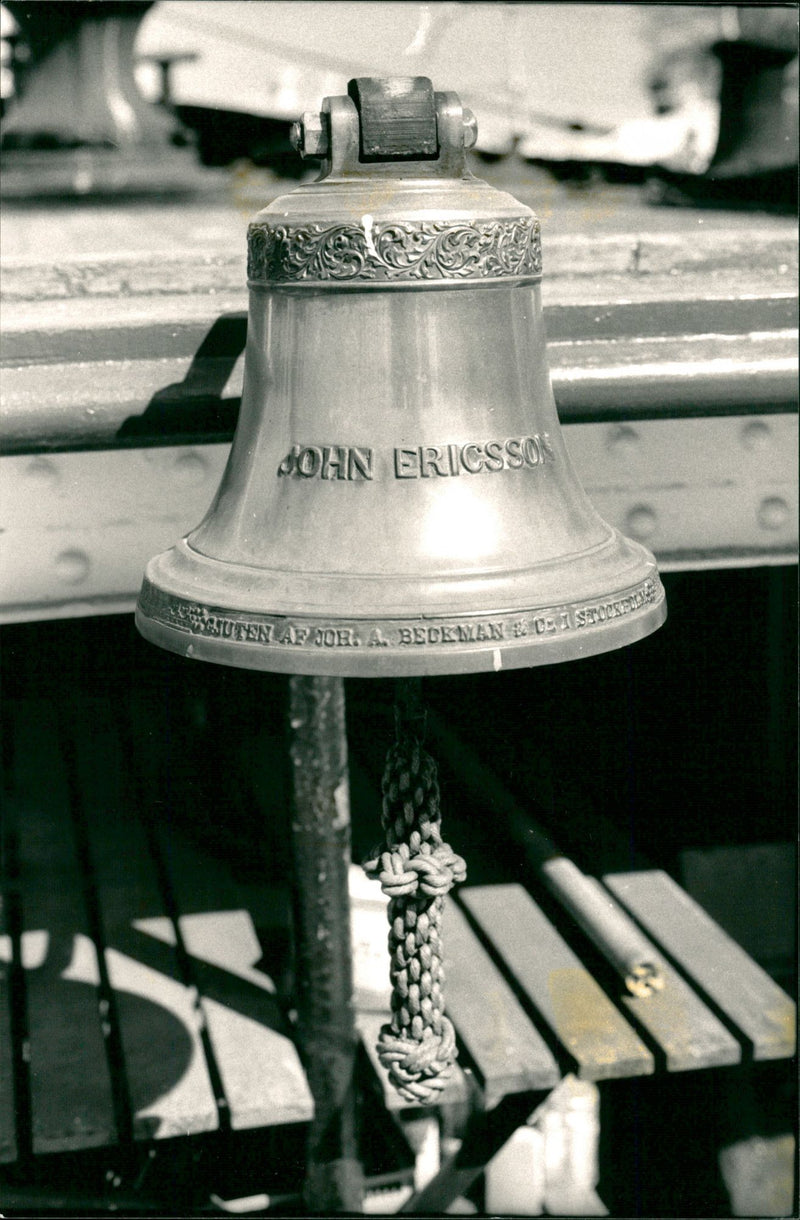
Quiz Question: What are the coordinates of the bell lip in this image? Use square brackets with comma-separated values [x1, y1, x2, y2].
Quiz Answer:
[135, 534, 667, 677]
[145, 532, 660, 619]
[134, 594, 666, 677]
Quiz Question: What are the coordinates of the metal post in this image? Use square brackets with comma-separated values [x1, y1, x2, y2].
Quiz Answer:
[287, 675, 363, 1213]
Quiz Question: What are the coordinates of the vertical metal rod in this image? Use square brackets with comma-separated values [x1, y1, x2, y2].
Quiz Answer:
[287, 674, 363, 1213]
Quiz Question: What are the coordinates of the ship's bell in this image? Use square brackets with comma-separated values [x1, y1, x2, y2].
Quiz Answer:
[136, 77, 666, 676]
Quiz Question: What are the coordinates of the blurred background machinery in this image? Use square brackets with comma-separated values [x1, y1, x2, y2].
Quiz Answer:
[1, 2, 797, 205]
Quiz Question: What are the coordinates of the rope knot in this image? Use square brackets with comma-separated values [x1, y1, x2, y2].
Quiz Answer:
[366, 693, 466, 1104]
[363, 845, 418, 898]
[376, 1017, 458, 1103]
[364, 841, 467, 899]
[409, 842, 467, 897]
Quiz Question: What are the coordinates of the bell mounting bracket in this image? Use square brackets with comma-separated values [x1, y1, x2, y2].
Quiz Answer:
[291, 75, 477, 179]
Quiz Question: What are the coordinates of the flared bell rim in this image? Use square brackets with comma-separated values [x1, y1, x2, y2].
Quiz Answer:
[135, 534, 666, 678]
[146, 529, 659, 615]
[135, 591, 666, 677]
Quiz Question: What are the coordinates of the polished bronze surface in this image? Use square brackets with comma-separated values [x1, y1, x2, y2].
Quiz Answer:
[136, 78, 666, 675]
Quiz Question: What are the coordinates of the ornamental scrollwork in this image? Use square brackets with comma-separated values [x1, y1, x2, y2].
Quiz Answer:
[247, 217, 542, 284]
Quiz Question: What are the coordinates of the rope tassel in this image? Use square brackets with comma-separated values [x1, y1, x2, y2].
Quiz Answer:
[364, 683, 467, 1103]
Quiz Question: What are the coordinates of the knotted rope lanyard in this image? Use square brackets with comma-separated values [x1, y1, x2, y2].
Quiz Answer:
[364, 681, 467, 1103]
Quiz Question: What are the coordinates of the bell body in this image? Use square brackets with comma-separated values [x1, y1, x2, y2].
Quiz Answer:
[137, 83, 665, 675]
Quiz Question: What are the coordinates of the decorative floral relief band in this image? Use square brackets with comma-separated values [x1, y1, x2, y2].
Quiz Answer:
[138, 576, 663, 654]
[247, 216, 542, 285]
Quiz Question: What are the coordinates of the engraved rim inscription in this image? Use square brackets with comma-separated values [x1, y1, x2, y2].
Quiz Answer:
[138, 576, 663, 654]
[247, 217, 542, 285]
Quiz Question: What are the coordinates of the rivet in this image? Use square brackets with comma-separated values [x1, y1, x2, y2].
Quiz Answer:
[607, 425, 639, 453]
[741, 420, 771, 450]
[625, 505, 657, 539]
[25, 457, 60, 486]
[173, 451, 209, 485]
[757, 497, 789, 531]
[54, 549, 91, 584]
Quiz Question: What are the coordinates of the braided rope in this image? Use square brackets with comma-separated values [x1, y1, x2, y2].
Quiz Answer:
[364, 718, 466, 1103]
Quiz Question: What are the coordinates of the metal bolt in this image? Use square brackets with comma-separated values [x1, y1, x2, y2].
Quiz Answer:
[292, 112, 329, 159]
[463, 108, 478, 150]
[289, 120, 304, 152]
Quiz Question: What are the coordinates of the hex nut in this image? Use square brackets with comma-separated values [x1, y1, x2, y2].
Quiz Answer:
[299, 111, 329, 158]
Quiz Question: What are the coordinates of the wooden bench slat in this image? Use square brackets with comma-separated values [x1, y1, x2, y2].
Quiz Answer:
[460, 885, 654, 1082]
[10, 699, 117, 1154]
[149, 829, 314, 1129]
[592, 888, 741, 1072]
[125, 684, 293, 936]
[604, 871, 796, 1061]
[66, 695, 221, 1140]
[124, 682, 314, 1130]
[75, 690, 314, 1133]
[443, 897, 562, 1107]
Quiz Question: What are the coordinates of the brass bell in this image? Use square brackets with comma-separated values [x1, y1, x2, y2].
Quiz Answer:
[136, 77, 666, 676]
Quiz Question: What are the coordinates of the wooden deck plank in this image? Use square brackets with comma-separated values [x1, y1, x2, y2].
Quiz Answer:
[71, 697, 314, 1132]
[590, 886, 741, 1072]
[604, 871, 796, 1061]
[443, 897, 562, 1107]
[133, 795, 314, 1129]
[123, 681, 314, 1130]
[8, 698, 117, 1154]
[64, 693, 221, 1139]
[460, 886, 654, 1082]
